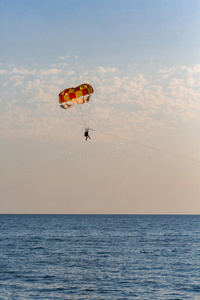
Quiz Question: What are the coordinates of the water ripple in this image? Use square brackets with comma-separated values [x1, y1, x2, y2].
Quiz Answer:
[0, 215, 199, 299]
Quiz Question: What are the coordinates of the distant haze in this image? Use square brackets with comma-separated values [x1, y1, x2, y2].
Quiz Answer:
[0, 0, 200, 214]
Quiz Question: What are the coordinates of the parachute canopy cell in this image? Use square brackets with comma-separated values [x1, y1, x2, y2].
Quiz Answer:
[59, 83, 94, 109]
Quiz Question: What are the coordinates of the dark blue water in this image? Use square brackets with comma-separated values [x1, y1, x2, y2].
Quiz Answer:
[0, 215, 199, 299]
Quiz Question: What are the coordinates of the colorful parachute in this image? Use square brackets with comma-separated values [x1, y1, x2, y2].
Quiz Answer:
[59, 83, 94, 130]
[59, 83, 94, 109]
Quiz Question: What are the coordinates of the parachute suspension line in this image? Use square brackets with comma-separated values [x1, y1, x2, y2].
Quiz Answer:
[72, 102, 87, 129]
[74, 100, 88, 129]
[71, 109, 85, 129]
[59, 84, 94, 131]
[87, 95, 93, 130]
[90, 128, 200, 163]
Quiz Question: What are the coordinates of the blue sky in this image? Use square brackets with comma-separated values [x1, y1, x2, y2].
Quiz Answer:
[0, 0, 200, 214]
[1, 0, 200, 67]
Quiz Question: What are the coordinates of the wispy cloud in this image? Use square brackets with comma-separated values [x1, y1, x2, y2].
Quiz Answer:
[96, 66, 117, 74]
[12, 67, 36, 75]
[39, 68, 63, 76]
[58, 54, 70, 60]
[0, 61, 200, 142]
[0, 69, 7, 75]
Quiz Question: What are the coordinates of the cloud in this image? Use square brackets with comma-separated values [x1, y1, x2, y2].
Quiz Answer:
[58, 54, 69, 60]
[186, 77, 195, 87]
[39, 68, 62, 76]
[0, 69, 7, 75]
[169, 78, 184, 86]
[96, 66, 117, 74]
[10, 75, 24, 86]
[187, 64, 200, 75]
[158, 68, 173, 73]
[12, 67, 36, 75]
[67, 70, 75, 76]
[59, 62, 68, 67]
[26, 79, 41, 91]
[0, 61, 199, 142]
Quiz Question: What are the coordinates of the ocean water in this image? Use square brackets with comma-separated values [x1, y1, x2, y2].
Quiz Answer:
[0, 215, 199, 300]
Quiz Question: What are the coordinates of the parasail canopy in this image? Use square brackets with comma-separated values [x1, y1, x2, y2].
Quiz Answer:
[59, 83, 94, 109]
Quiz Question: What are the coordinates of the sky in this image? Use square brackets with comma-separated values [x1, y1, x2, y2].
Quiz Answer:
[0, 0, 200, 214]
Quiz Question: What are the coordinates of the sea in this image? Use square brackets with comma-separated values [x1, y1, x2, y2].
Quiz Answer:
[0, 215, 199, 300]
